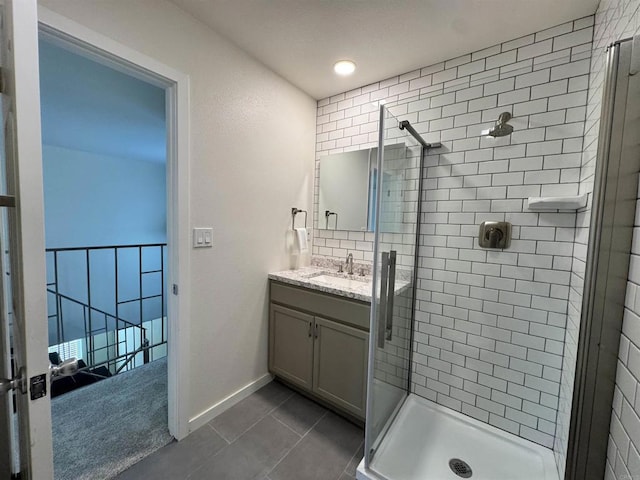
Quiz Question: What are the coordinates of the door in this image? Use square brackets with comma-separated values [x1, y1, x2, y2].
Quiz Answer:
[364, 105, 424, 466]
[0, 1, 53, 479]
[312, 316, 368, 418]
[269, 304, 314, 390]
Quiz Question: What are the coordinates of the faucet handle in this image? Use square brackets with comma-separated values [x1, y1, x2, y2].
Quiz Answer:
[337, 263, 343, 273]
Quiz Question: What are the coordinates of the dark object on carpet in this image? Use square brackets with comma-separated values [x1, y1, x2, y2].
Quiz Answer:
[50, 357, 113, 398]
[52, 357, 172, 480]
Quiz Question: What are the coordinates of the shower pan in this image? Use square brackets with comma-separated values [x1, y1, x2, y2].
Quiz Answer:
[356, 105, 558, 480]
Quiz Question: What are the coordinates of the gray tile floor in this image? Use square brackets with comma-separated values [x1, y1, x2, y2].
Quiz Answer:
[115, 381, 364, 480]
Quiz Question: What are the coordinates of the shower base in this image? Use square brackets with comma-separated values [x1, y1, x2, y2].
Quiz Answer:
[357, 394, 558, 480]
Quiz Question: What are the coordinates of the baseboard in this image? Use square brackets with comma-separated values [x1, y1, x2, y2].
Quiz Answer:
[187, 373, 274, 433]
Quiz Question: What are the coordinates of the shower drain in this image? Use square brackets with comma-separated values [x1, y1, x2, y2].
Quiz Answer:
[449, 458, 472, 478]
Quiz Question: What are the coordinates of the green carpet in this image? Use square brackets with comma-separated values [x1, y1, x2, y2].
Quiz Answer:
[51, 357, 173, 480]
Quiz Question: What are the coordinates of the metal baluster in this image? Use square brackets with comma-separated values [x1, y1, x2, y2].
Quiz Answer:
[53, 251, 62, 345]
[114, 246, 119, 372]
[103, 312, 109, 371]
[160, 245, 165, 346]
[86, 249, 94, 366]
[139, 246, 143, 366]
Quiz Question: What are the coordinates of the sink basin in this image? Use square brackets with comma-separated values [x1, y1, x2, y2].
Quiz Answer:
[311, 274, 371, 289]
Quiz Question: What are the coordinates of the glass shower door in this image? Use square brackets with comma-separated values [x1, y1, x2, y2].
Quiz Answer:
[364, 105, 423, 466]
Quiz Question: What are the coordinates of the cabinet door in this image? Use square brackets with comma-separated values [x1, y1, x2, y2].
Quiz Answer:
[312, 316, 368, 418]
[269, 304, 314, 390]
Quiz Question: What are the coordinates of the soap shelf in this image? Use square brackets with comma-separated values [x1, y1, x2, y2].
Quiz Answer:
[527, 194, 587, 211]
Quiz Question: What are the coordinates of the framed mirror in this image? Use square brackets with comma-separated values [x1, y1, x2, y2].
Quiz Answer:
[318, 143, 414, 233]
[318, 149, 374, 231]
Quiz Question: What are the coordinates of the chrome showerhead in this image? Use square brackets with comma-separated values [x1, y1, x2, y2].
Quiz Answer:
[484, 112, 514, 137]
[489, 123, 514, 137]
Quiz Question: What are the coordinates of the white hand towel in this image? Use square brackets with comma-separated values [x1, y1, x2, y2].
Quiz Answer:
[285, 230, 299, 269]
[295, 227, 308, 254]
[285, 229, 296, 254]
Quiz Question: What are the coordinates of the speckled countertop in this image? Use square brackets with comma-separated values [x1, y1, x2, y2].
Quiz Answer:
[268, 265, 411, 303]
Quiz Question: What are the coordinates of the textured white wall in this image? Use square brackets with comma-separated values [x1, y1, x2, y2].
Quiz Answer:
[38, 0, 317, 424]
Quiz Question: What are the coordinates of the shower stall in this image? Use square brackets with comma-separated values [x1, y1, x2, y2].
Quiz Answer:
[357, 105, 558, 480]
[357, 34, 640, 478]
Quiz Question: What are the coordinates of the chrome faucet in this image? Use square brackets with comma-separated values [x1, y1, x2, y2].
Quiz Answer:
[345, 253, 354, 275]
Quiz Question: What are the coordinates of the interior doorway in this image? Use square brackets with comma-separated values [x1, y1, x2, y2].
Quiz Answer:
[35, 9, 192, 478]
[39, 35, 169, 381]
[39, 35, 171, 478]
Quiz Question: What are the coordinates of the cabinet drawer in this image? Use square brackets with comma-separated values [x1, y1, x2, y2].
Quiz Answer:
[270, 281, 370, 331]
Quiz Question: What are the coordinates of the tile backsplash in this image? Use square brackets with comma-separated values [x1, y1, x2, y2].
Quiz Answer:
[314, 16, 595, 450]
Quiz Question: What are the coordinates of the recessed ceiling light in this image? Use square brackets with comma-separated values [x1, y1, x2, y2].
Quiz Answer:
[334, 60, 356, 76]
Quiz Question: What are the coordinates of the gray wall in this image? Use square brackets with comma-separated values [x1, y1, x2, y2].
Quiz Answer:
[42, 145, 167, 248]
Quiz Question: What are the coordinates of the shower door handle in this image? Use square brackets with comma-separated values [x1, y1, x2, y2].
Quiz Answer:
[377, 252, 390, 348]
[385, 250, 397, 341]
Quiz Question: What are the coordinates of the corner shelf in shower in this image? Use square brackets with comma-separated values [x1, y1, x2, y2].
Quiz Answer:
[527, 194, 588, 211]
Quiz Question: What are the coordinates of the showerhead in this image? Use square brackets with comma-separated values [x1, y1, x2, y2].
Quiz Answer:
[484, 112, 514, 138]
[488, 123, 514, 137]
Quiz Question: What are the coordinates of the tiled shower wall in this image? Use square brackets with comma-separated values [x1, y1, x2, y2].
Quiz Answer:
[607, 193, 640, 480]
[314, 18, 595, 448]
[578, 1, 640, 479]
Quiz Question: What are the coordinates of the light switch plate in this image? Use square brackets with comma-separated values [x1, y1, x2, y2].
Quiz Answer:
[193, 227, 213, 248]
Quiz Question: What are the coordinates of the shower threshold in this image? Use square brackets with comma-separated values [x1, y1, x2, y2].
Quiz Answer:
[357, 394, 558, 480]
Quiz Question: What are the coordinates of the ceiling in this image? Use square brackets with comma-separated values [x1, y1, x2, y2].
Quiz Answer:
[171, 0, 600, 100]
[39, 39, 166, 163]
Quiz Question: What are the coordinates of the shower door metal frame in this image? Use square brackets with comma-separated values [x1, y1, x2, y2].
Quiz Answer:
[399, 119, 440, 397]
[566, 38, 640, 480]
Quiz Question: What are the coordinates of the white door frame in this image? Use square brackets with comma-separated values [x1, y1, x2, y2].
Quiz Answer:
[37, 7, 192, 440]
[8, 1, 53, 478]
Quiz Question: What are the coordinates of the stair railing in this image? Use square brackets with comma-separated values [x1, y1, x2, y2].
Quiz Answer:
[46, 243, 167, 373]
[47, 289, 148, 371]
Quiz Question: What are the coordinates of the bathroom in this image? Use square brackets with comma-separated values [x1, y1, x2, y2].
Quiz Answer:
[2, 0, 640, 479]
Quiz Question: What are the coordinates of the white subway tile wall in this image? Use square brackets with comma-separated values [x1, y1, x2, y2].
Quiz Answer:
[607, 209, 640, 479]
[314, 18, 595, 450]
[590, 2, 640, 479]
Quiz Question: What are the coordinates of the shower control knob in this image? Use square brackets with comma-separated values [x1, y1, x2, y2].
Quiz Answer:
[478, 221, 511, 249]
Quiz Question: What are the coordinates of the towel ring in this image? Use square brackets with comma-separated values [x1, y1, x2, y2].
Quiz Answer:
[291, 208, 307, 230]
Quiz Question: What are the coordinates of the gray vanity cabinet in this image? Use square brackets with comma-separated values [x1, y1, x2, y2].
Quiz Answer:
[268, 280, 370, 420]
[269, 304, 314, 390]
[312, 317, 368, 418]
